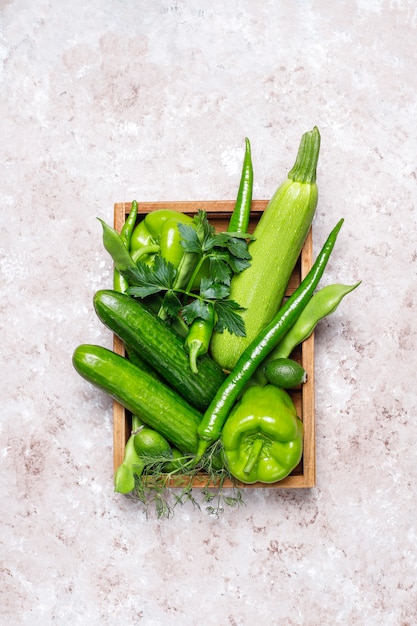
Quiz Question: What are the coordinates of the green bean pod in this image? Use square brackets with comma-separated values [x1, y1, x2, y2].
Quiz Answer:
[98, 218, 137, 275]
[268, 281, 361, 360]
[114, 433, 145, 494]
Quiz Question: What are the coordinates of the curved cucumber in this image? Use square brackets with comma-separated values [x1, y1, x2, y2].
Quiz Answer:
[93, 290, 226, 411]
[72, 344, 201, 453]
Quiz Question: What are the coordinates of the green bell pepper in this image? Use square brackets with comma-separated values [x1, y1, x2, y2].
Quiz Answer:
[221, 385, 303, 484]
[130, 209, 194, 267]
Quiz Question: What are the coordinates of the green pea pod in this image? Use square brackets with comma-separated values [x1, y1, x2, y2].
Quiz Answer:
[131, 414, 145, 432]
[248, 281, 361, 387]
[267, 281, 361, 361]
[114, 425, 177, 493]
[98, 218, 137, 274]
[114, 433, 145, 494]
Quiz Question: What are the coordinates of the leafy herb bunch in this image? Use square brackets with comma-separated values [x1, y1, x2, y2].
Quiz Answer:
[123, 210, 253, 337]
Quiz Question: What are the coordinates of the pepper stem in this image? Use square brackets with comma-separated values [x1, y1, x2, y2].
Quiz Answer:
[243, 438, 264, 475]
[287, 126, 320, 184]
[131, 244, 160, 263]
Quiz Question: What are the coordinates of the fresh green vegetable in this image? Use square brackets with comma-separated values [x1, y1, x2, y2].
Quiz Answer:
[159, 217, 192, 268]
[196, 218, 344, 457]
[227, 137, 253, 235]
[120, 201, 139, 249]
[124, 344, 161, 380]
[124, 210, 251, 338]
[184, 303, 216, 374]
[222, 385, 303, 484]
[72, 344, 202, 453]
[134, 427, 174, 462]
[98, 218, 138, 276]
[265, 282, 362, 362]
[114, 426, 179, 494]
[131, 209, 197, 294]
[210, 126, 321, 371]
[264, 358, 307, 388]
[130, 209, 194, 261]
[250, 281, 361, 387]
[114, 433, 143, 494]
[93, 289, 226, 411]
[113, 200, 138, 293]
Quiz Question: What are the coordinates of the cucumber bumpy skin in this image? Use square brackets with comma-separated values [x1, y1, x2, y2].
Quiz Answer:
[210, 127, 320, 372]
[93, 289, 226, 412]
[72, 344, 202, 454]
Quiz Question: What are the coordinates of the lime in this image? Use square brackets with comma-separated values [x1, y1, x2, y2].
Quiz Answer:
[264, 358, 307, 389]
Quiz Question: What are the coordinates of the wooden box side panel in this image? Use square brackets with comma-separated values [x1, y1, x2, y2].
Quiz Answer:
[112, 201, 315, 488]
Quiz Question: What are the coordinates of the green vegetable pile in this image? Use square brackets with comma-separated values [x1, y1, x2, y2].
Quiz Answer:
[72, 127, 360, 517]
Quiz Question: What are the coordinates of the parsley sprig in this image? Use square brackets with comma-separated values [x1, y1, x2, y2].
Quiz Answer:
[123, 210, 253, 337]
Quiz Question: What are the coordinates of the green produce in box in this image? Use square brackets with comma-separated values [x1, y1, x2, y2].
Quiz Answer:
[221, 385, 303, 484]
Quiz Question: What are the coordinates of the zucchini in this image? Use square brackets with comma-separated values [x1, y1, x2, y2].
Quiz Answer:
[93, 289, 225, 411]
[210, 126, 320, 371]
[72, 344, 201, 453]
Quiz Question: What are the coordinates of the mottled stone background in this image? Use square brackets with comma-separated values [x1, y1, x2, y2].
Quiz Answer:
[1, 1, 416, 624]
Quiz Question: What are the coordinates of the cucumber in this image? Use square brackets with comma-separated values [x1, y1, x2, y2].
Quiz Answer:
[72, 344, 201, 453]
[210, 127, 320, 371]
[93, 289, 226, 411]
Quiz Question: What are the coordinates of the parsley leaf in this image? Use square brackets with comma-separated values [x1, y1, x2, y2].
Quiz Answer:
[224, 236, 252, 260]
[226, 254, 251, 274]
[200, 277, 230, 300]
[182, 299, 210, 325]
[125, 256, 176, 298]
[161, 291, 183, 319]
[178, 223, 202, 254]
[209, 255, 232, 285]
[214, 299, 246, 337]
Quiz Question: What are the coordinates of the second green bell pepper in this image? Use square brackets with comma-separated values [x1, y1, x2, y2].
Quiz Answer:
[221, 385, 303, 484]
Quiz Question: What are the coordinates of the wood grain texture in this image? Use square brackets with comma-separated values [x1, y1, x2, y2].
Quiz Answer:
[112, 201, 315, 488]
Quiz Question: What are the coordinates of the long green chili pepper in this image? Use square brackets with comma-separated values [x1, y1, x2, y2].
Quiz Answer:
[227, 137, 253, 235]
[184, 304, 215, 374]
[196, 218, 344, 458]
[121, 200, 138, 248]
[250, 281, 361, 386]
[113, 201, 138, 293]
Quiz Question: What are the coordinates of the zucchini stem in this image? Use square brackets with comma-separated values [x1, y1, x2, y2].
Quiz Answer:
[288, 126, 320, 184]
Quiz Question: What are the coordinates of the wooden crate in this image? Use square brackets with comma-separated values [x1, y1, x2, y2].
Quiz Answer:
[112, 200, 315, 489]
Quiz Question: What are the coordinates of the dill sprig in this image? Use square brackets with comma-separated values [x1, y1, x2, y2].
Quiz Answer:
[129, 441, 245, 519]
